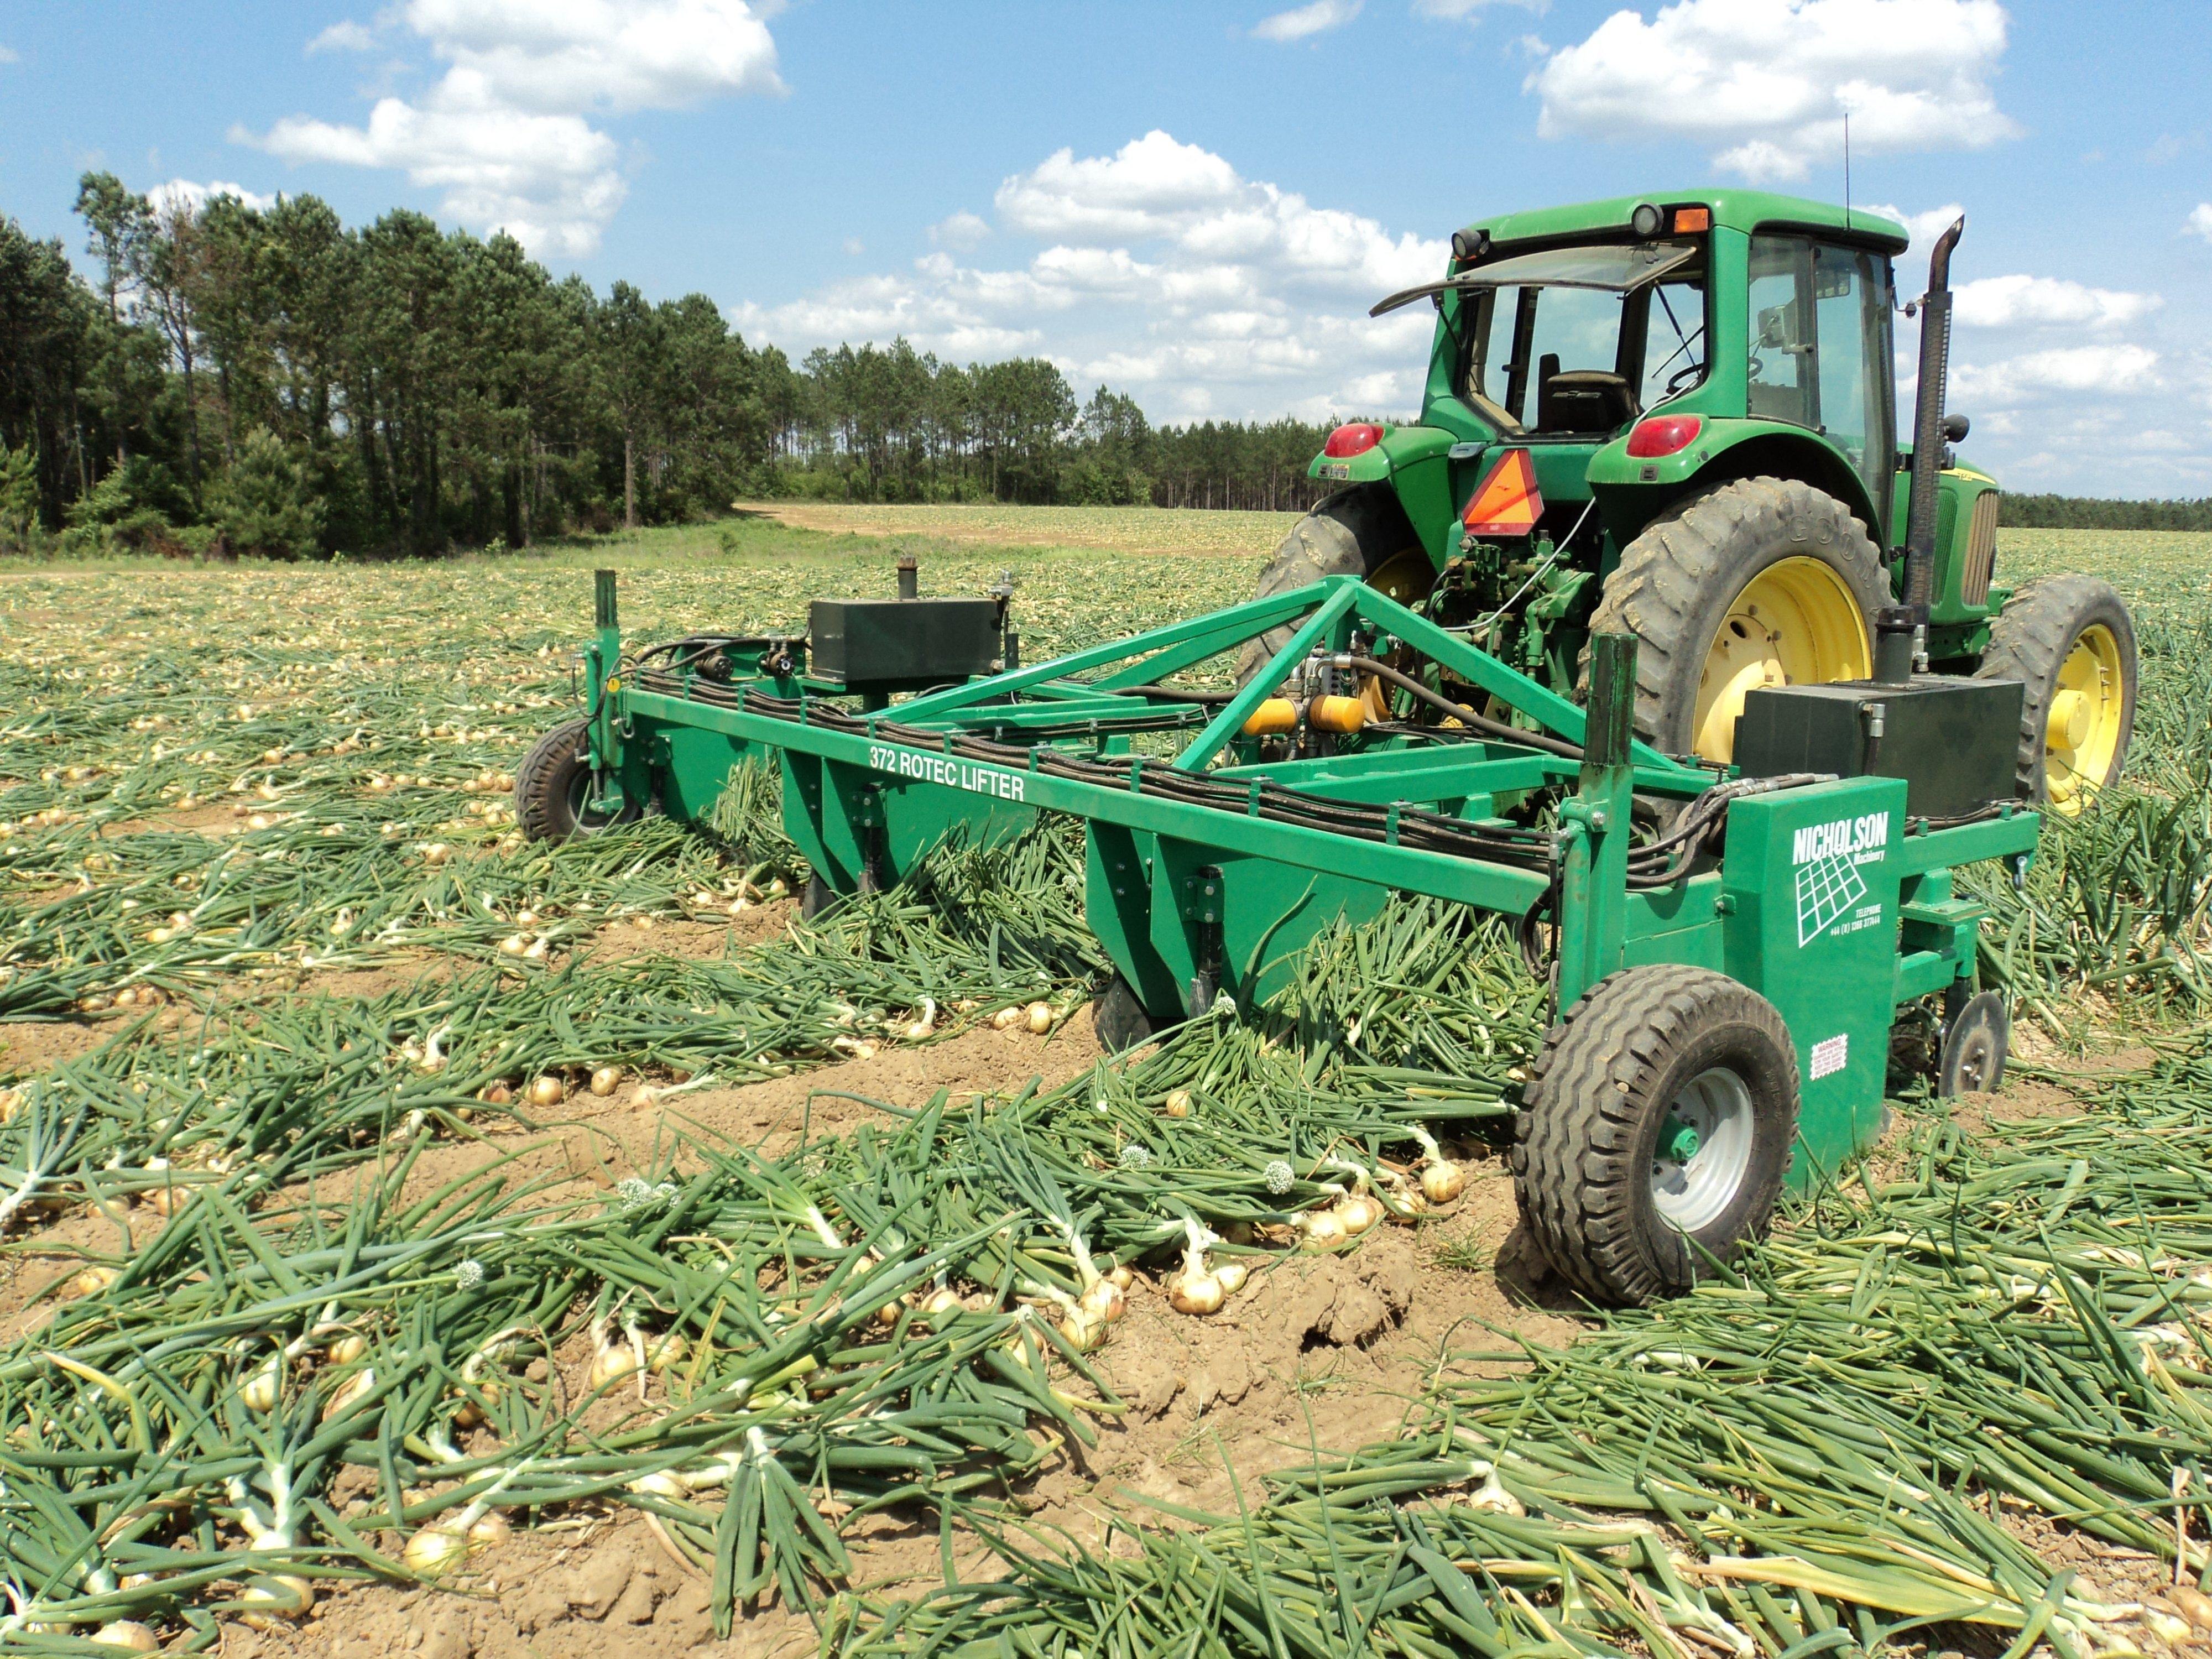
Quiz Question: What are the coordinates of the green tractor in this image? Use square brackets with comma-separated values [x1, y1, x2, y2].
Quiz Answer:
[1251, 190, 2136, 814]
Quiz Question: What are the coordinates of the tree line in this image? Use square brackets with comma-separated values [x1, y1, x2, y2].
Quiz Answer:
[2000, 494, 2212, 533]
[0, 179, 1343, 559]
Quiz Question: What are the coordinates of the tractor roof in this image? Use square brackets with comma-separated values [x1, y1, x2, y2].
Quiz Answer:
[1462, 190, 1910, 255]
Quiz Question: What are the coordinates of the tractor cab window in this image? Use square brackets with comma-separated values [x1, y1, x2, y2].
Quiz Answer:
[1746, 233, 1896, 514]
[1453, 239, 1703, 438]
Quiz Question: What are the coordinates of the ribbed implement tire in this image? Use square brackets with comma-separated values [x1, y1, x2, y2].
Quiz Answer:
[1514, 964, 1799, 1306]
[1585, 476, 1885, 757]
[1235, 486, 1427, 685]
[1974, 573, 2137, 806]
[513, 716, 636, 842]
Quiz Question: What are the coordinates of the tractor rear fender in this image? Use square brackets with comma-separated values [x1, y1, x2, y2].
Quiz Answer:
[1306, 423, 1463, 568]
[1585, 419, 1887, 573]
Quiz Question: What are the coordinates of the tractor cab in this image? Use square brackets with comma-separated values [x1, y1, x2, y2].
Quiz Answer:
[1281, 189, 2135, 812]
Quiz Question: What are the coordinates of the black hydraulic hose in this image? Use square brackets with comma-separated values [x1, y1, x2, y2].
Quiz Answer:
[1333, 655, 1587, 760]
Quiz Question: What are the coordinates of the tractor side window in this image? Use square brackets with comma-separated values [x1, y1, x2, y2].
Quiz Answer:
[1746, 236, 1816, 427]
[1639, 277, 1707, 406]
[1812, 242, 1894, 513]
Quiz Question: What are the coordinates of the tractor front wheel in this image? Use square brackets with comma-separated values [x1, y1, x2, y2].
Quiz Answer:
[1514, 965, 1800, 1305]
[513, 717, 638, 843]
[1975, 574, 2136, 815]
[1236, 486, 1434, 685]
[1588, 477, 1887, 764]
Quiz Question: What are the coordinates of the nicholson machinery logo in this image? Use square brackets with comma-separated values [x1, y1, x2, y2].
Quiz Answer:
[1791, 811, 1890, 947]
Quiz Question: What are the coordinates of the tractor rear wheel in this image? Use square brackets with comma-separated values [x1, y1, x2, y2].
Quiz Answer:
[1236, 486, 1434, 685]
[513, 717, 638, 843]
[1587, 477, 1886, 764]
[1514, 964, 1799, 1305]
[1974, 574, 2136, 815]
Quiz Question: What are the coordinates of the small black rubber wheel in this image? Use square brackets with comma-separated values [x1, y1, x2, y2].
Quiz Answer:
[800, 874, 839, 922]
[513, 717, 638, 843]
[1093, 974, 1160, 1055]
[1938, 990, 2009, 1097]
[1975, 573, 2137, 814]
[1514, 964, 1800, 1305]
[1235, 486, 1433, 685]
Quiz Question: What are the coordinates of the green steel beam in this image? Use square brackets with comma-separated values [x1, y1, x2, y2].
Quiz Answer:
[1173, 583, 1360, 772]
[622, 689, 1553, 914]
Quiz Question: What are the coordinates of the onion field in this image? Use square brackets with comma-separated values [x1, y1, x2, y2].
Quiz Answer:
[4, 514, 2212, 1658]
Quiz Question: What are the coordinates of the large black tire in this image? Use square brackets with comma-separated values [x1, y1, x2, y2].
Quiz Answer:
[1974, 574, 2136, 813]
[1587, 477, 1887, 763]
[1514, 964, 1799, 1305]
[513, 717, 638, 843]
[1235, 486, 1433, 685]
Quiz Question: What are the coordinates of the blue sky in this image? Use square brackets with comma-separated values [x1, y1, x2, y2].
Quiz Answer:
[2, 0, 2207, 494]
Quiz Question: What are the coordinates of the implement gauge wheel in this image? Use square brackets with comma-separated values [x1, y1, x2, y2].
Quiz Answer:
[1514, 965, 1800, 1305]
[513, 717, 638, 843]
[1975, 574, 2137, 816]
[1588, 477, 1885, 764]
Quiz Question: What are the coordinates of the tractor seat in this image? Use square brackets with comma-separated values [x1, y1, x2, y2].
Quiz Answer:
[1538, 371, 1637, 435]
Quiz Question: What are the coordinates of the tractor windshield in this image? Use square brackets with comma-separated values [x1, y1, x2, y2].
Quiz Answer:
[1450, 241, 1708, 437]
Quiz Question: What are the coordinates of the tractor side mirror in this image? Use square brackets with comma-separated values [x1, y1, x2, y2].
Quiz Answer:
[1942, 413, 1970, 445]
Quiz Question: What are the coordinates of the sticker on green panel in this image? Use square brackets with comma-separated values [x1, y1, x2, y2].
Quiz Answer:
[1788, 809, 1891, 946]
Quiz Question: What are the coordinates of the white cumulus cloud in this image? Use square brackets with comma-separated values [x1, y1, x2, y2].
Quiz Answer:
[1527, 0, 2018, 181]
[1953, 274, 2161, 332]
[150, 179, 277, 215]
[1951, 343, 2161, 406]
[1251, 0, 1362, 41]
[306, 20, 375, 54]
[1413, 0, 1548, 20]
[930, 211, 991, 251]
[2189, 204, 2212, 243]
[736, 130, 1447, 421]
[244, 0, 782, 255]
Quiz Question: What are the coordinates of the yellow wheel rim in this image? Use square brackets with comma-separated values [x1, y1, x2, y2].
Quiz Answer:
[2043, 623, 2125, 815]
[1692, 557, 1871, 764]
[1363, 550, 1436, 721]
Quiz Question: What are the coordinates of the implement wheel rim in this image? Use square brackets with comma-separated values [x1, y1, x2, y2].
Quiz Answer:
[1692, 556, 1871, 764]
[2044, 623, 2126, 816]
[1651, 1066, 1756, 1233]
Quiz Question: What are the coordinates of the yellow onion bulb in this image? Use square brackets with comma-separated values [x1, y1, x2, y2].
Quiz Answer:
[920, 1287, 966, 1322]
[1214, 1260, 1250, 1296]
[326, 1332, 368, 1366]
[526, 1074, 565, 1108]
[1058, 1307, 1106, 1352]
[1162, 1088, 1193, 1119]
[629, 1470, 685, 1501]
[238, 1573, 314, 1628]
[91, 1620, 161, 1652]
[1024, 1001, 1055, 1034]
[1420, 1160, 1467, 1206]
[1301, 1210, 1347, 1251]
[645, 1332, 688, 1374]
[589, 1339, 641, 1392]
[1168, 1270, 1225, 1316]
[403, 1524, 472, 1577]
[69, 1265, 119, 1298]
[468, 1510, 511, 1549]
[1078, 1277, 1127, 1324]
[1107, 1262, 1134, 1291]
[241, 1354, 281, 1413]
[589, 1065, 622, 1097]
[991, 1005, 1024, 1030]
[322, 1367, 376, 1421]
[1335, 1193, 1383, 1237]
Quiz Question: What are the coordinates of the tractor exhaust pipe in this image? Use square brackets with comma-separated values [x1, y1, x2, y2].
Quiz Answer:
[1878, 215, 1964, 684]
[1901, 216, 1964, 615]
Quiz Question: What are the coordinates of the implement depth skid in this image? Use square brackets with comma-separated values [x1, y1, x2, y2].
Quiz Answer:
[572, 567, 2035, 1215]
